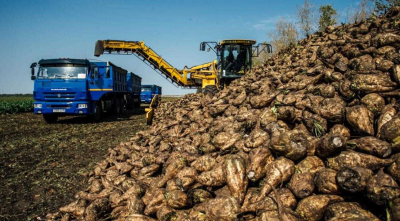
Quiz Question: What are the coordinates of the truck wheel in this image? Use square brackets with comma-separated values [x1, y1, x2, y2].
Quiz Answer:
[203, 85, 218, 97]
[43, 114, 58, 123]
[113, 99, 121, 115]
[126, 103, 133, 110]
[91, 101, 102, 121]
[134, 100, 141, 108]
[126, 98, 134, 110]
[119, 99, 125, 114]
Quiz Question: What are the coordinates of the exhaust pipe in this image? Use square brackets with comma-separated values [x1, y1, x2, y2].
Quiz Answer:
[94, 40, 104, 57]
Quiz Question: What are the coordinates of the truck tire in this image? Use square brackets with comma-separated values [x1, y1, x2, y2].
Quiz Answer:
[43, 114, 58, 123]
[91, 101, 102, 121]
[119, 99, 125, 114]
[126, 98, 134, 110]
[126, 103, 133, 110]
[134, 100, 141, 108]
[113, 99, 121, 115]
[202, 85, 218, 97]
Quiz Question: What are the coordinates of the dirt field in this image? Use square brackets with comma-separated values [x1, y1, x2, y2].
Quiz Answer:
[0, 108, 149, 220]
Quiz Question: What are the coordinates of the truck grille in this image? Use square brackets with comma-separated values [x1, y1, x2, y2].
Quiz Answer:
[47, 104, 71, 108]
[43, 92, 76, 100]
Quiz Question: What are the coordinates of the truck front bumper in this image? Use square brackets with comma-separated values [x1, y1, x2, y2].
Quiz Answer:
[141, 98, 152, 103]
[33, 101, 90, 115]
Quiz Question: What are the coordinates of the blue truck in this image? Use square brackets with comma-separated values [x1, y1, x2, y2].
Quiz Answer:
[141, 85, 162, 103]
[30, 58, 141, 123]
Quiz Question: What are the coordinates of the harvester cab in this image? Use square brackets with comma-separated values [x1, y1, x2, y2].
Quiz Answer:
[200, 40, 272, 89]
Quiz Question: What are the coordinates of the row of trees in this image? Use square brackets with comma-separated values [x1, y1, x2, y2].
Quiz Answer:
[259, 0, 400, 60]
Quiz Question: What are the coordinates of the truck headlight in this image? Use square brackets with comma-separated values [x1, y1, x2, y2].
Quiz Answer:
[34, 104, 42, 108]
[78, 104, 87, 108]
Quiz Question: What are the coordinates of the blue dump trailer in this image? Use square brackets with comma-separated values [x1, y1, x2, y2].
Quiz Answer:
[141, 84, 162, 103]
[30, 58, 141, 123]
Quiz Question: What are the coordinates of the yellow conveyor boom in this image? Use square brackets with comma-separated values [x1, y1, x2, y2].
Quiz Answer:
[95, 40, 198, 88]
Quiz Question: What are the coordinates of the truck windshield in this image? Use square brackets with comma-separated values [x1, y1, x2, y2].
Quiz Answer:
[38, 65, 87, 79]
[222, 45, 251, 76]
[141, 88, 152, 92]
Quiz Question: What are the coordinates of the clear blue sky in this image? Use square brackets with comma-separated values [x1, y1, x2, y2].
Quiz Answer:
[0, 0, 364, 95]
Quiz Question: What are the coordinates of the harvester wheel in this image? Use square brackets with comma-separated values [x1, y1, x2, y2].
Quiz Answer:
[43, 114, 58, 123]
[203, 85, 218, 97]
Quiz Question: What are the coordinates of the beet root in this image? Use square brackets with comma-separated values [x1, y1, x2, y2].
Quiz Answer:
[366, 169, 400, 205]
[324, 202, 379, 221]
[260, 157, 295, 196]
[296, 156, 325, 175]
[164, 190, 191, 209]
[247, 147, 273, 182]
[345, 105, 375, 135]
[194, 163, 226, 187]
[391, 198, 400, 221]
[316, 134, 346, 158]
[223, 155, 248, 204]
[296, 195, 343, 221]
[268, 188, 297, 210]
[353, 136, 392, 158]
[157, 157, 186, 188]
[388, 153, 400, 182]
[336, 166, 373, 193]
[288, 172, 315, 198]
[314, 168, 340, 194]
[204, 196, 240, 220]
[327, 150, 394, 171]
[269, 130, 308, 161]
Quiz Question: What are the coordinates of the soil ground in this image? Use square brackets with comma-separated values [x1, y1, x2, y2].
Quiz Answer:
[0, 105, 154, 220]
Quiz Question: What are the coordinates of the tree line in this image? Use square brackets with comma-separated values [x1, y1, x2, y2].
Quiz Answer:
[255, 0, 400, 64]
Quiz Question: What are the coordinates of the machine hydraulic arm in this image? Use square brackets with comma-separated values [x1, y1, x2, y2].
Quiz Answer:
[95, 40, 199, 88]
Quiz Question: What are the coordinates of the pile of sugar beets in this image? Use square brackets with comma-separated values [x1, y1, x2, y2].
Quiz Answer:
[48, 8, 400, 221]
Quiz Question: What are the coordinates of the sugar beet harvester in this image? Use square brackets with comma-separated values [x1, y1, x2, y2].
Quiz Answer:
[94, 39, 272, 96]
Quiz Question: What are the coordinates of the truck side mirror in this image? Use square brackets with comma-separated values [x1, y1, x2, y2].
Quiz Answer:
[30, 62, 37, 79]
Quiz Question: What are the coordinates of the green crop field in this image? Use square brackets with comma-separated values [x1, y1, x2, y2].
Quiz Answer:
[0, 94, 34, 114]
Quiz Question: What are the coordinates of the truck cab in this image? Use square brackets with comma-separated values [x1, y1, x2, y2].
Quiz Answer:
[141, 85, 162, 103]
[31, 59, 92, 122]
[31, 58, 141, 123]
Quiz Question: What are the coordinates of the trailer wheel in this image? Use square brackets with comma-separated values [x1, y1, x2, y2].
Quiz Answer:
[43, 114, 58, 123]
[203, 85, 218, 97]
[91, 101, 102, 121]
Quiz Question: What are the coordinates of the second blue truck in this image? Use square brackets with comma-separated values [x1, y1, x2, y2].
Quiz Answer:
[31, 58, 141, 123]
[141, 84, 162, 103]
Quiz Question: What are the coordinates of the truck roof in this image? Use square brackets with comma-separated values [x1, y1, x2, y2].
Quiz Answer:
[38, 58, 90, 66]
